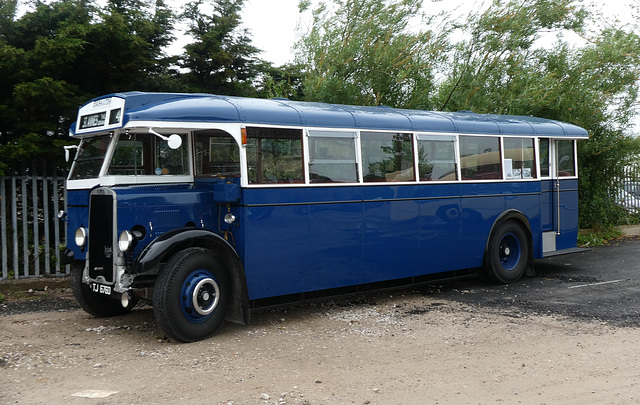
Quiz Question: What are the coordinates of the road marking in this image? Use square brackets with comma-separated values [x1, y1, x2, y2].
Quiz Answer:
[72, 390, 119, 398]
[567, 279, 625, 289]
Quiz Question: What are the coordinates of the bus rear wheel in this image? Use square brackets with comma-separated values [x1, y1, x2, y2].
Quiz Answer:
[153, 248, 230, 343]
[485, 220, 530, 284]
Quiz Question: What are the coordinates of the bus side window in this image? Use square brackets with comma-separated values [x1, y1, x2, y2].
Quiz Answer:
[155, 133, 188, 175]
[108, 133, 153, 175]
[459, 135, 502, 180]
[557, 140, 575, 177]
[416, 135, 457, 181]
[361, 132, 415, 182]
[504, 137, 536, 179]
[246, 127, 304, 184]
[539, 138, 550, 177]
[194, 130, 240, 177]
[308, 130, 358, 183]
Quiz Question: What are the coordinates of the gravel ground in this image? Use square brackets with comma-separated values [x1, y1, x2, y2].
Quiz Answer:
[2, 240, 640, 404]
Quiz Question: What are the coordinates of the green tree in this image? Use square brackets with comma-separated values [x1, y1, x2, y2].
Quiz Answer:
[436, 0, 640, 228]
[294, 0, 450, 108]
[73, 0, 178, 94]
[257, 62, 305, 100]
[0, 0, 93, 172]
[179, 0, 261, 95]
[0, 0, 178, 173]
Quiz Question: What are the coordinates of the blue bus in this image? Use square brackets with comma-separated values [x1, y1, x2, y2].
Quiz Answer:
[61, 92, 588, 342]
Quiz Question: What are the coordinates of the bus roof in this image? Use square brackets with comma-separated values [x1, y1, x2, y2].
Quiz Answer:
[70, 91, 589, 138]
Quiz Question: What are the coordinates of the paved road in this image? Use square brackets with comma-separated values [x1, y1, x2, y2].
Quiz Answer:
[433, 237, 640, 327]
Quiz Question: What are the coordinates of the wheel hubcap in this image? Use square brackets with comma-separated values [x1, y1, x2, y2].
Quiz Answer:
[180, 270, 220, 323]
[499, 233, 521, 271]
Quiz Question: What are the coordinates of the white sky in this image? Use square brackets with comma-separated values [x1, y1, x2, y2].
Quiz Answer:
[242, 0, 303, 65]
[234, 0, 638, 66]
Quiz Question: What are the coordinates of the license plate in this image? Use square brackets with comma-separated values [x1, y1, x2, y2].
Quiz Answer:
[90, 283, 112, 296]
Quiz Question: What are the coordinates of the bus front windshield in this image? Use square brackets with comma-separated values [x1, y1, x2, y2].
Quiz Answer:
[69, 132, 189, 181]
[69, 135, 112, 180]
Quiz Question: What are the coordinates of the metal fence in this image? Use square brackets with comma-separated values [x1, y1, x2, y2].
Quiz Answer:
[615, 165, 640, 214]
[0, 163, 68, 280]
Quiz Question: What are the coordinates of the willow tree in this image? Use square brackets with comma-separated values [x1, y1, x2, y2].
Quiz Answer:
[294, 0, 450, 108]
[437, 0, 640, 227]
[296, 0, 640, 228]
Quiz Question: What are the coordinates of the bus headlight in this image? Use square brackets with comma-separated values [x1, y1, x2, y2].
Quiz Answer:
[118, 230, 134, 252]
[224, 213, 236, 224]
[75, 227, 87, 248]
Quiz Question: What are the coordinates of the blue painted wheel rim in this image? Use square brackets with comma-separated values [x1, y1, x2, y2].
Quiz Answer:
[180, 269, 220, 324]
[499, 233, 521, 271]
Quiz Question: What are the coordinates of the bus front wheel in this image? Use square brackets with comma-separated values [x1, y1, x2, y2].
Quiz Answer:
[485, 220, 530, 284]
[153, 248, 230, 342]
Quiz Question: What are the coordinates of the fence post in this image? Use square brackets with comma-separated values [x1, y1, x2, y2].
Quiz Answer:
[1, 176, 7, 279]
[42, 162, 51, 275]
[11, 174, 18, 279]
[21, 164, 29, 277]
[32, 162, 40, 276]
[64, 178, 69, 275]
[52, 161, 62, 275]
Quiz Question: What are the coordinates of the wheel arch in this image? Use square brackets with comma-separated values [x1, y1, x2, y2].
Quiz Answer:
[132, 227, 250, 325]
[484, 210, 534, 276]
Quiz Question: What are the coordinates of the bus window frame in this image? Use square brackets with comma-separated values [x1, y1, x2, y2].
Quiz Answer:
[415, 133, 459, 182]
[194, 129, 242, 178]
[556, 139, 577, 178]
[501, 136, 537, 181]
[305, 129, 360, 184]
[360, 130, 416, 184]
[458, 134, 503, 181]
[245, 126, 305, 185]
[538, 138, 551, 179]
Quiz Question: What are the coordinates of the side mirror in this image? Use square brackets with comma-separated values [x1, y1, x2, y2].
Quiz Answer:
[167, 134, 182, 149]
[64, 145, 79, 162]
[149, 128, 182, 149]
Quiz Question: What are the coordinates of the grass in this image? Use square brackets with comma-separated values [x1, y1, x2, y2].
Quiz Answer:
[578, 227, 623, 247]
[0, 277, 70, 303]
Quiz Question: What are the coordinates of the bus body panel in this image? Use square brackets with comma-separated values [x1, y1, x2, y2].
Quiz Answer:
[66, 189, 91, 261]
[418, 195, 462, 274]
[540, 178, 579, 252]
[114, 185, 216, 243]
[556, 179, 580, 250]
[237, 182, 544, 301]
[362, 198, 421, 281]
[240, 186, 364, 299]
[541, 180, 553, 232]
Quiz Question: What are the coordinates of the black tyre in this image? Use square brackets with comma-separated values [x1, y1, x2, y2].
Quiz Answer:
[485, 220, 530, 284]
[153, 248, 230, 342]
[70, 261, 136, 317]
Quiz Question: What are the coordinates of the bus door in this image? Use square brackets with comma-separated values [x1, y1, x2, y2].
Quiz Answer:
[541, 138, 579, 255]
